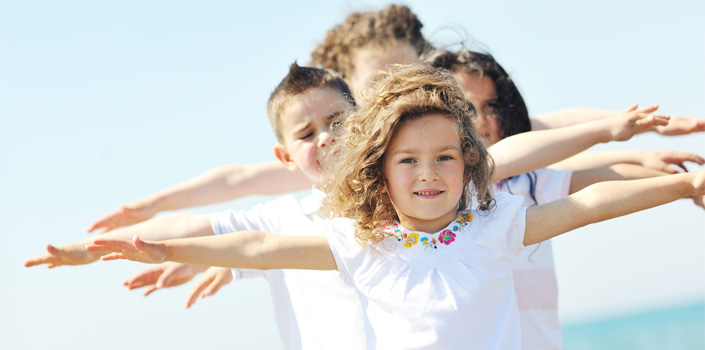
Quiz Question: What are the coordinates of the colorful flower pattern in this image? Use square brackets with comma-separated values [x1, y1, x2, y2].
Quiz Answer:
[383, 211, 473, 250]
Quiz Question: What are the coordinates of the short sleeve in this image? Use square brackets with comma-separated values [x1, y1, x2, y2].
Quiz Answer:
[489, 192, 528, 256]
[209, 196, 298, 280]
[323, 218, 359, 286]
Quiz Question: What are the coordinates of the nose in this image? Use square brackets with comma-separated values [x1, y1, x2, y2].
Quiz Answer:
[418, 161, 439, 182]
[474, 110, 488, 130]
[317, 131, 334, 148]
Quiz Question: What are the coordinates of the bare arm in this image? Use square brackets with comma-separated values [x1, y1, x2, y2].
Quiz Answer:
[524, 170, 704, 246]
[531, 105, 704, 135]
[26, 213, 212, 268]
[490, 105, 668, 181]
[550, 150, 704, 173]
[531, 107, 620, 130]
[87, 231, 337, 271]
[87, 161, 311, 233]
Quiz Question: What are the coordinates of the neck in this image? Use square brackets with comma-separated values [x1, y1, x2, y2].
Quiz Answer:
[397, 210, 458, 233]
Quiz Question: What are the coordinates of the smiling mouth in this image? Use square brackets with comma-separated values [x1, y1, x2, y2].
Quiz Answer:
[414, 190, 444, 197]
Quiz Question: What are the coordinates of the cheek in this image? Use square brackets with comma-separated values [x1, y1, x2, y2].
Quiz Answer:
[489, 118, 504, 143]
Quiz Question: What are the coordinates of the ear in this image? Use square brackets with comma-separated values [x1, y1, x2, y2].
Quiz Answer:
[380, 178, 388, 194]
[273, 144, 298, 171]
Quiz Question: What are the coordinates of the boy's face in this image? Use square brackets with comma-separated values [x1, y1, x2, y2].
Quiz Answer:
[454, 71, 504, 146]
[382, 113, 465, 233]
[347, 42, 419, 102]
[274, 87, 348, 187]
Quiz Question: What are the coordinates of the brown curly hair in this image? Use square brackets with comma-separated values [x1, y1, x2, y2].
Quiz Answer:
[322, 63, 495, 246]
[310, 4, 429, 78]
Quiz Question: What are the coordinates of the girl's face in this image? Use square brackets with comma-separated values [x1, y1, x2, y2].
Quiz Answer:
[382, 113, 465, 233]
[347, 42, 419, 101]
[453, 71, 504, 146]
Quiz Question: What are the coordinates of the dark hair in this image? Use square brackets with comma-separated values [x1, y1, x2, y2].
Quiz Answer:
[267, 62, 355, 143]
[310, 4, 429, 78]
[424, 48, 531, 138]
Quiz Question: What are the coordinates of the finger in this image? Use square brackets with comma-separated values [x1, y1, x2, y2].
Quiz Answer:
[24, 252, 56, 268]
[156, 269, 174, 288]
[142, 285, 159, 297]
[624, 103, 638, 112]
[658, 164, 679, 174]
[133, 235, 146, 252]
[101, 253, 128, 261]
[203, 272, 231, 297]
[673, 162, 688, 173]
[637, 104, 659, 114]
[186, 275, 213, 309]
[125, 269, 163, 289]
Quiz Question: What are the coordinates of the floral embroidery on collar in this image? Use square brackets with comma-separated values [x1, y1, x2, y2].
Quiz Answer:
[383, 212, 474, 250]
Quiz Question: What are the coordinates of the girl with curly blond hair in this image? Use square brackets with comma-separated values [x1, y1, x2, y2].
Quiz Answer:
[88, 64, 705, 349]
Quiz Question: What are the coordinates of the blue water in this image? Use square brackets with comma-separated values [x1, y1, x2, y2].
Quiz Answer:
[562, 302, 705, 349]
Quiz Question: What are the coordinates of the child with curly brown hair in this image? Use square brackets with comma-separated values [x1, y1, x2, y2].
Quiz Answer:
[87, 64, 705, 349]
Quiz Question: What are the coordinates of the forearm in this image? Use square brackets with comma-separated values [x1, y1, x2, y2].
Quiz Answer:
[531, 108, 617, 130]
[490, 120, 612, 181]
[162, 231, 336, 270]
[551, 150, 646, 171]
[569, 164, 670, 193]
[526, 172, 695, 245]
[143, 162, 311, 212]
[102, 213, 213, 242]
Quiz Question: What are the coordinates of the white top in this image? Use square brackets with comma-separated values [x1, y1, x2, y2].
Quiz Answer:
[210, 190, 366, 350]
[493, 168, 573, 350]
[326, 192, 528, 350]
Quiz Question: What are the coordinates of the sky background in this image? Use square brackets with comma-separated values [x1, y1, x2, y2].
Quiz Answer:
[1, 1, 704, 349]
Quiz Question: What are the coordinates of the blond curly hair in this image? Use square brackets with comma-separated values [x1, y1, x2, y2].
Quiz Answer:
[310, 4, 429, 78]
[323, 64, 495, 246]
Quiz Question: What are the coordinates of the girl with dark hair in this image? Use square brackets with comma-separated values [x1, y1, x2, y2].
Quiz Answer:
[426, 48, 705, 349]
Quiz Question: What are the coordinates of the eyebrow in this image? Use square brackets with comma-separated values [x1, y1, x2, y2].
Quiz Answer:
[391, 144, 461, 156]
[325, 111, 344, 122]
[292, 122, 311, 135]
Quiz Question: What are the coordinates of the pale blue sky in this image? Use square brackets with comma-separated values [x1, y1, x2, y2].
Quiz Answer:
[2, 1, 704, 349]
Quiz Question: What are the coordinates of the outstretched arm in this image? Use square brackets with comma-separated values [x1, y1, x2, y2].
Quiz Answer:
[550, 150, 704, 173]
[531, 104, 705, 135]
[25, 213, 212, 268]
[524, 170, 704, 246]
[490, 105, 669, 181]
[86, 231, 337, 271]
[87, 161, 311, 233]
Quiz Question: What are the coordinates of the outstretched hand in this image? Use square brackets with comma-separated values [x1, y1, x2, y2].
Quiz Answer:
[610, 104, 670, 142]
[25, 243, 101, 268]
[638, 150, 705, 174]
[185, 267, 233, 308]
[86, 235, 166, 264]
[86, 202, 158, 234]
[655, 115, 705, 136]
[124, 262, 207, 296]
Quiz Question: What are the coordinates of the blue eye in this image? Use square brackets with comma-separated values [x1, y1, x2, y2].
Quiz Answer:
[438, 155, 453, 161]
[400, 158, 416, 164]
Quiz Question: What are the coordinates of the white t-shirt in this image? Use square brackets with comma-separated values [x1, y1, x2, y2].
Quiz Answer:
[210, 190, 366, 350]
[493, 168, 573, 350]
[326, 192, 528, 350]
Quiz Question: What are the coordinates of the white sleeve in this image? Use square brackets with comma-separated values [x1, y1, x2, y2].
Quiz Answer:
[209, 196, 296, 280]
[488, 192, 528, 256]
[536, 168, 573, 203]
[323, 218, 358, 286]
